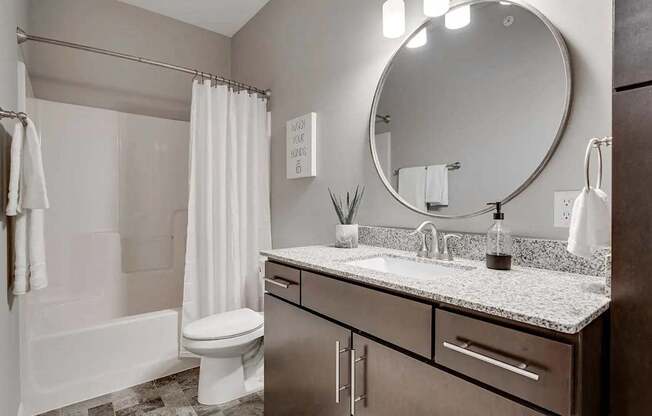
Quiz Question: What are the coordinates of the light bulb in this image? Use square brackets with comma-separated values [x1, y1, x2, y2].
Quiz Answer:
[383, 0, 405, 39]
[407, 28, 428, 48]
[445, 5, 471, 30]
[424, 0, 450, 17]
[499, 1, 511, 4]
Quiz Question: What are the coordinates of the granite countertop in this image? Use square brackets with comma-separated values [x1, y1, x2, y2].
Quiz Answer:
[261, 245, 610, 334]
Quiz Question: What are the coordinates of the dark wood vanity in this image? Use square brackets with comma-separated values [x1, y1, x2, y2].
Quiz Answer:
[264, 260, 608, 416]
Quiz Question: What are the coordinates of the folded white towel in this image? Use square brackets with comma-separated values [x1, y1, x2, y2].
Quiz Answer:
[425, 165, 448, 206]
[398, 166, 427, 211]
[6, 121, 24, 215]
[7, 118, 49, 294]
[567, 187, 611, 259]
[21, 117, 49, 209]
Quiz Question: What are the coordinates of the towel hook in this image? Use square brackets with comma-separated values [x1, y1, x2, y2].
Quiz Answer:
[584, 137, 612, 190]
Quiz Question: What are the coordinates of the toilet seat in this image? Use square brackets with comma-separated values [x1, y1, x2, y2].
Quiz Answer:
[183, 308, 264, 341]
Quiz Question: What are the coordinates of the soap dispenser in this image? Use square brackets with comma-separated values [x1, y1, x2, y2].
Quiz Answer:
[486, 202, 513, 270]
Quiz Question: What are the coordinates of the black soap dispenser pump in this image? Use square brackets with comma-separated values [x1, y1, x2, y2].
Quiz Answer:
[486, 202, 513, 270]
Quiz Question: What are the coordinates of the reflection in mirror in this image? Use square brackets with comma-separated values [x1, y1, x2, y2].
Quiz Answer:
[371, 1, 570, 218]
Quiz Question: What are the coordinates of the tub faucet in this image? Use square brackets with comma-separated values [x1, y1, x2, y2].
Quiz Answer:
[411, 221, 443, 260]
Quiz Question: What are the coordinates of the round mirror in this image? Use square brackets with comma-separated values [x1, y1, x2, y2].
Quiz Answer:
[370, 0, 571, 218]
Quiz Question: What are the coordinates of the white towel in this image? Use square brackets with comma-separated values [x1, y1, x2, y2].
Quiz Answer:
[567, 187, 611, 259]
[398, 167, 427, 211]
[6, 121, 23, 215]
[425, 165, 448, 206]
[7, 118, 49, 295]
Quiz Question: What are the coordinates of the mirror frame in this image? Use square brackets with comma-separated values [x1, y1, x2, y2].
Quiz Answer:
[369, 0, 572, 219]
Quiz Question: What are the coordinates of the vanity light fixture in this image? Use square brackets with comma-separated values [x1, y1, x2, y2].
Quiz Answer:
[383, 0, 406, 39]
[424, 0, 450, 17]
[407, 28, 428, 48]
[445, 5, 471, 29]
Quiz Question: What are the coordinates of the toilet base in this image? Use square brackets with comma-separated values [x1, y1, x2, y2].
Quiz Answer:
[197, 356, 247, 405]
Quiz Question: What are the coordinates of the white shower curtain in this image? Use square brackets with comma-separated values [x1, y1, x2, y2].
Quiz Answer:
[182, 81, 271, 346]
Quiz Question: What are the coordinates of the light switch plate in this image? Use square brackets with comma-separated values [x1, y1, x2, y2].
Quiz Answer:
[554, 190, 581, 228]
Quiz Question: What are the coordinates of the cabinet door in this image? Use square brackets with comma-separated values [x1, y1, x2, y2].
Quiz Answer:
[265, 294, 351, 416]
[612, 86, 652, 414]
[352, 334, 543, 416]
[615, 0, 652, 88]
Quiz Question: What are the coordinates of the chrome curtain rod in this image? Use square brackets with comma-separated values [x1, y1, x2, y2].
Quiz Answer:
[0, 107, 28, 126]
[16, 27, 271, 99]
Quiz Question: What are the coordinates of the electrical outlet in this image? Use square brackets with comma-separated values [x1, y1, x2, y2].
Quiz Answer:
[554, 190, 581, 228]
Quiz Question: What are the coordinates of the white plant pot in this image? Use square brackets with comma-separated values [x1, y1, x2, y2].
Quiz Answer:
[335, 224, 359, 248]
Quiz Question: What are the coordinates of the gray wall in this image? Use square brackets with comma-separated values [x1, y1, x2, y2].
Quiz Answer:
[26, 0, 232, 121]
[1, 1, 28, 413]
[232, 0, 612, 248]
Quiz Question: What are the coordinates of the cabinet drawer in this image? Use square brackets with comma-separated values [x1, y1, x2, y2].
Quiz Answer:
[435, 310, 573, 416]
[265, 262, 301, 305]
[302, 271, 432, 358]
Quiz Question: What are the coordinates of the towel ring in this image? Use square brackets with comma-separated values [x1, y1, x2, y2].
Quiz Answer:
[584, 137, 612, 190]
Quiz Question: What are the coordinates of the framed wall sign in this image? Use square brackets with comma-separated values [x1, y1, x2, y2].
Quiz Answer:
[286, 112, 317, 179]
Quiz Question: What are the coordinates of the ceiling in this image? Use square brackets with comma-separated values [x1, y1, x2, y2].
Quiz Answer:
[117, 0, 271, 37]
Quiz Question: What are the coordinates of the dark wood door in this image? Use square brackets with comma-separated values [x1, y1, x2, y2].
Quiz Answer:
[611, 85, 652, 415]
[614, 0, 652, 88]
[264, 294, 351, 416]
[352, 333, 544, 416]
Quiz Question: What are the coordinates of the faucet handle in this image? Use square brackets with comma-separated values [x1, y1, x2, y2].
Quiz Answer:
[442, 234, 462, 261]
[411, 230, 428, 258]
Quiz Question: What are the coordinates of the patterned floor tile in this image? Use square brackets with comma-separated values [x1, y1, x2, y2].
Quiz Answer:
[44, 368, 262, 416]
[88, 403, 115, 416]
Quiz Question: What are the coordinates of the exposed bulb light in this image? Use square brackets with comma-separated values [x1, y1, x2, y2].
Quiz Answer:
[499, 1, 511, 5]
[445, 5, 471, 30]
[383, 0, 406, 39]
[424, 0, 450, 17]
[407, 28, 428, 48]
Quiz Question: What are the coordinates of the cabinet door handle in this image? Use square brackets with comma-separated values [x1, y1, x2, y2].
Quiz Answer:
[264, 276, 293, 289]
[350, 348, 366, 415]
[335, 341, 350, 404]
[443, 341, 540, 381]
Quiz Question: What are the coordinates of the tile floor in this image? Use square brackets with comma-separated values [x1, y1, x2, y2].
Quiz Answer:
[38, 368, 264, 416]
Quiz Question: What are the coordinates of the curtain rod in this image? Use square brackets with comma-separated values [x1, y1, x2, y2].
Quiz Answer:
[16, 27, 271, 99]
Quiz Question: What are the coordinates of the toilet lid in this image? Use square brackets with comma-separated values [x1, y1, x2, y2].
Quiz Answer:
[183, 308, 264, 341]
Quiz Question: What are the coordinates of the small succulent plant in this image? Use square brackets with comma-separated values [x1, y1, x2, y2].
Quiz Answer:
[328, 185, 365, 225]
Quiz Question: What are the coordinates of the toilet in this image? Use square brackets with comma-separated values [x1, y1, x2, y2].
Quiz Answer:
[182, 308, 264, 405]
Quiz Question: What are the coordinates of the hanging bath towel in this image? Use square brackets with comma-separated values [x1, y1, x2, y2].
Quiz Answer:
[6, 117, 49, 294]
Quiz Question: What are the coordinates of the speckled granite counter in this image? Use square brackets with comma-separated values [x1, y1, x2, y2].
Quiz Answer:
[261, 245, 610, 334]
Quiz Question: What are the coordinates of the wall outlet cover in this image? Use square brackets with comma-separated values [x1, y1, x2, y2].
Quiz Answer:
[554, 190, 581, 228]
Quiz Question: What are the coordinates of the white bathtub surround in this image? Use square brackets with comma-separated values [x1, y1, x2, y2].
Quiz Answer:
[183, 81, 270, 403]
[6, 116, 50, 295]
[335, 224, 359, 248]
[21, 99, 194, 414]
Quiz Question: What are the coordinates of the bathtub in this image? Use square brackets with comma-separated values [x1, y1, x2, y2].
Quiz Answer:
[22, 308, 198, 415]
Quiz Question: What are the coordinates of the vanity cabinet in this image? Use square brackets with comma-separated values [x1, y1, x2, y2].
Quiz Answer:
[614, 0, 652, 89]
[265, 261, 606, 416]
[265, 294, 350, 416]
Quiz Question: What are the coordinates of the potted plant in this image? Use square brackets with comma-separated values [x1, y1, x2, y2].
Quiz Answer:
[328, 185, 365, 248]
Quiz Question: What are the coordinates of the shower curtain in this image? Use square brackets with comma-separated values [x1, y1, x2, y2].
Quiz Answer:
[182, 81, 271, 349]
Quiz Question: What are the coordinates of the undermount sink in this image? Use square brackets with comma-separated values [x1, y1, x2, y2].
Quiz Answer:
[346, 256, 468, 280]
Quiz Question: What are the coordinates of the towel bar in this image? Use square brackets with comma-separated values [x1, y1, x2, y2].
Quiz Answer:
[584, 137, 612, 190]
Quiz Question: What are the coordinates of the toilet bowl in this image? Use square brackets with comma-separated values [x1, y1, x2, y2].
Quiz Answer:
[182, 308, 264, 405]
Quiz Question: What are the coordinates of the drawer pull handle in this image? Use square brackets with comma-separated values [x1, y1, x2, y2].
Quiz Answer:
[264, 277, 293, 289]
[350, 348, 366, 415]
[335, 341, 351, 404]
[443, 341, 540, 381]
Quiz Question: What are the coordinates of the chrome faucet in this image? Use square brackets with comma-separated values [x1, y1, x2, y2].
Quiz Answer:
[411, 221, 443, 259]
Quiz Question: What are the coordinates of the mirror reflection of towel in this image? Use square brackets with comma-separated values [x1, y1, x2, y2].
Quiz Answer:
[398, 167, 427, 211]
[426, 165, 448, 207]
